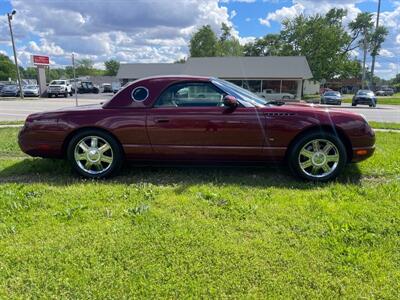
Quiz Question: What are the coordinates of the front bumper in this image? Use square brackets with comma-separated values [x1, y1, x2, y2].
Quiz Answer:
[354, 97, 376, 104]
[350, 125, 376, 162]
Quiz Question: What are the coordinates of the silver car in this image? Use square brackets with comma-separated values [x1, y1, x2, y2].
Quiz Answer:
[23, 85, 40, 97]
[321, 91, 342, 105]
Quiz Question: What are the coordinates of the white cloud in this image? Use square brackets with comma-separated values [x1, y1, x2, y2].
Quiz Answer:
[238, 36, 256, 45]
[380, 49, 394, 57]
[2, 0, 235, 67]
[259, 0, 362, 27]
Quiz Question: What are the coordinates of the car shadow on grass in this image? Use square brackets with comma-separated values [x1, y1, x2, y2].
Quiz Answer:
[0, 157, 362, 188]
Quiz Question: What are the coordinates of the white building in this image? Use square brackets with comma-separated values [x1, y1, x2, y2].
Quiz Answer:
[117, 56, 314, 99]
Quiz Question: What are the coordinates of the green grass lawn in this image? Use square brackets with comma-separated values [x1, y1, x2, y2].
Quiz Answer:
[369, 122, 400, 130]
[0, 128, 399, 298]
[342, 97, 400, 105]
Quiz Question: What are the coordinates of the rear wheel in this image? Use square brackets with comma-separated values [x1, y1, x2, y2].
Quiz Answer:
[67, 129, 123, 178]
[287, 132, 347, 182]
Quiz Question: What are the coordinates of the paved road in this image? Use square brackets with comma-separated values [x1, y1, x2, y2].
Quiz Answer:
[0, 95, 399, 123]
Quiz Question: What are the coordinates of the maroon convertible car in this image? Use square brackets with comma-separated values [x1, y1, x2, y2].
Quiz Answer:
[19, 76, 375, 181]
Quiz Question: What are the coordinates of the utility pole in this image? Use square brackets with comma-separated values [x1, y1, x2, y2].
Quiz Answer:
[7, 10, 24, 99]
[361, 27, 368, 89]
[72, 53, 78, 106]
[370, 0, 381, 89]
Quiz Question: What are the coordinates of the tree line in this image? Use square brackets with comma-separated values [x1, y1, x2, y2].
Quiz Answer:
[188, 8, 390, 86]
[0, 54, 120, 82]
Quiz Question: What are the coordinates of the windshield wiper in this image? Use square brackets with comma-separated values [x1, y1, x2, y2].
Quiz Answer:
[267, 100, 285, 106]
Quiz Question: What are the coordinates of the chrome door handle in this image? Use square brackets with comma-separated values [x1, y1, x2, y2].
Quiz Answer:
[155, 119, 169, 123]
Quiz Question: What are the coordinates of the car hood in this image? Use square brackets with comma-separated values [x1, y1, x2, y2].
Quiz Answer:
[26, 104, 103, 122]
[261, 102, 363, 119]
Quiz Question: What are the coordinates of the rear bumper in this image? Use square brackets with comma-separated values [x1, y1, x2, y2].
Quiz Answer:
[18, 125, 63, 158]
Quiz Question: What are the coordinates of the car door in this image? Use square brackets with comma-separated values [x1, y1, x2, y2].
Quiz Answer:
[146, 81, 267, 161]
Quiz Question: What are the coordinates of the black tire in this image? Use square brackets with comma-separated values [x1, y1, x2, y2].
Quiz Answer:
[287, 131, 347, 182]
[352, 102, 356, 106]
[67, 129, 123, 179]
[64, 91, 68, 98]
[338, 101, 342, 106]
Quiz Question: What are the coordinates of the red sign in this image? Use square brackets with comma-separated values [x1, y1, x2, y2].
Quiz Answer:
[32, 55, 50, 65]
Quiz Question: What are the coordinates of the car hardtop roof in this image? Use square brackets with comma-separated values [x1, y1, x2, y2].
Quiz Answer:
[136, 75, 212, 82]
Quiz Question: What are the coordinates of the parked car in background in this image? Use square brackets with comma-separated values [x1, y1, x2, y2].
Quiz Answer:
[77, 81, 100, 94]
[1, 84, 20, 97]
[259, 89, 295, 101]
[69, 79, 81, 93]
[19, 76, 375, 182]
[352, 90, 377, 107]
[112, 82, 121, 94]
[375, 87, 394, 96]
[102, 83, 113, 93]
[0, 83, 5, 93]
[47, 80, 72, 98]
[23, 85, 40, 97]
[320, 91, 342, 105]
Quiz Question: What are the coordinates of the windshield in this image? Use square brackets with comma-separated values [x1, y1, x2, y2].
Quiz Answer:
[50, 80, 66, 85]
[358, 90, 374, 96]
[212, 78, 268, 106]
[25, 85, 37, 89]
[324, 91, 340, 96]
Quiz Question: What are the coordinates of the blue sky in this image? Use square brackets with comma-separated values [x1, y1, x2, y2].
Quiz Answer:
[0, 0, 399, 79]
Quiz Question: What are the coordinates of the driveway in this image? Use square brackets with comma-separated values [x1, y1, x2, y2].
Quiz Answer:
[0, 96, 399, 123]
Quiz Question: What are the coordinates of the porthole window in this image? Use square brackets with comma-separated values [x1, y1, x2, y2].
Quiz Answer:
[131, 86, 149, 102]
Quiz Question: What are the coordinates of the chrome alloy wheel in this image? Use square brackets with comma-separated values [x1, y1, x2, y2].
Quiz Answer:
[74, 136, 113, 175]
[298, 139, 339, 178]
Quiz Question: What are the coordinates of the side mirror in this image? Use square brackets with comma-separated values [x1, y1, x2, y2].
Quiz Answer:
[223, 95, 238, 108]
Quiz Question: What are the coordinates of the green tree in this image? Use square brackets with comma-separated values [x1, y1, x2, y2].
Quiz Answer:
[348, 12, 374, 87]
[189, 24, 242, 57]
[0, 54, 17, 81]
[75, 58, 103, 76]
[22, 67, 37, 79]
[104, 59, 120, 76]
[189, 25, 218, 57]
[369, 25, 388, 85]
[243, 34, 283, 56]
[278, 8, 361, 81]
[216, 23, 243, 56]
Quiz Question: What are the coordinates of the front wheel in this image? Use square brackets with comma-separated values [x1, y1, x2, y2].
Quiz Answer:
[67, 130, 123, 178]
[287, 132, 347, 182]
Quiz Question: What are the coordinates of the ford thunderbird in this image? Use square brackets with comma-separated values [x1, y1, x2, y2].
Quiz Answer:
[18, 76, 375, 181]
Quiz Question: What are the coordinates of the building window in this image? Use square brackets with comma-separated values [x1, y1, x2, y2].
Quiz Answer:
[227, 80, 243, 87]
[242, 80, 262, 93]
[281, 80, 298, 95]
[262, 80, 281, 93]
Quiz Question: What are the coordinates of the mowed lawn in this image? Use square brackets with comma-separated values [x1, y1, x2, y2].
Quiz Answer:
[0, 127, 399, 298]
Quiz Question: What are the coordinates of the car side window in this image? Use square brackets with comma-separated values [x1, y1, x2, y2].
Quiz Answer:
[154, 82, 226, 107]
